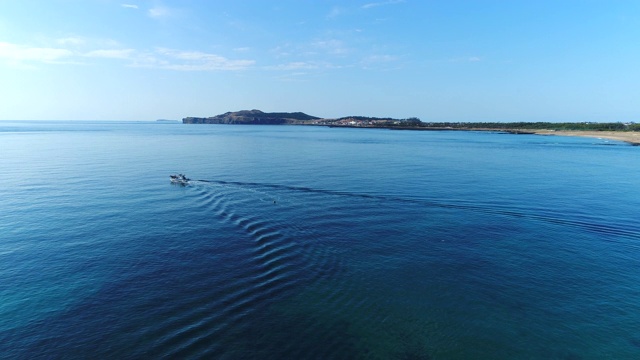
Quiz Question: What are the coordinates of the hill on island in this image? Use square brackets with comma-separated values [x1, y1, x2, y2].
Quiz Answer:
[182, 110, 423, 127]
[183, 110, 321, 125]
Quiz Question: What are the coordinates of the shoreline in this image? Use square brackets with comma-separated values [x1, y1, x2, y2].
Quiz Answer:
[525, 130, 640, 146]
[184, 120, 640, 146]
[333, 125, 640, 145]
[359, 125, 640, 146]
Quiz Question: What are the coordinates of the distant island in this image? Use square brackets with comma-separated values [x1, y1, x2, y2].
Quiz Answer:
[156, 119, 180, 123]
[182, 110, 640, 145]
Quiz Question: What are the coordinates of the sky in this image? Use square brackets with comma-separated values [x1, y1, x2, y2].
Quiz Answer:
[0, 0, 639, 122]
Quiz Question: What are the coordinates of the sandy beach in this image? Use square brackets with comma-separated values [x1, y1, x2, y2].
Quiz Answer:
[529, 130, 640, 145]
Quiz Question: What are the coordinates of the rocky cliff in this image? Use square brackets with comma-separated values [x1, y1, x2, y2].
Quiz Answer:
[183, 110, 321, 125]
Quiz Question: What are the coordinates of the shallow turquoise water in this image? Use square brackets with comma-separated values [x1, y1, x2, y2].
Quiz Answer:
[1, 121, 639, 359]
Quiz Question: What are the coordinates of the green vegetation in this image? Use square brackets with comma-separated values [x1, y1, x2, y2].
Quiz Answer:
[184, 110, 638, 132]
[183, 110, 320, 124]
[420, 122, 640, 131]
[262, 112, 320, 121]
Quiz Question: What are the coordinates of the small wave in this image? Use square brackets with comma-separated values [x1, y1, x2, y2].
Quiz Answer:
[164, 178, 640, 358]
[147, 183, 350, 358]
[194, 179, 640, 242]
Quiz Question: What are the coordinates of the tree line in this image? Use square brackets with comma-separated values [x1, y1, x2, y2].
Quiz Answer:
[419, 122, 640, 131]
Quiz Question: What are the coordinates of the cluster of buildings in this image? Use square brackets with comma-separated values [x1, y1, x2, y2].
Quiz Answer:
[313, 118, 408, 127]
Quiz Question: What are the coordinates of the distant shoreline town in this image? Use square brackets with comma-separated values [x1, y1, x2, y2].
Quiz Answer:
[182, 110, 640, 145]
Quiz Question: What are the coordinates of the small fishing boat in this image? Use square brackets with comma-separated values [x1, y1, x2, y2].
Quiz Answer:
[170, 173, 190, 185]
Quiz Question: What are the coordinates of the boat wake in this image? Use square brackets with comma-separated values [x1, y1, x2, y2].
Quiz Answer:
[149, 181, 354, 358]
[192, 178, 640, 243]
[149, 177, 640, 357]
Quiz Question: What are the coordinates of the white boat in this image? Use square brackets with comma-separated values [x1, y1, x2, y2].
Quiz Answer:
[170, 173, 190, 185]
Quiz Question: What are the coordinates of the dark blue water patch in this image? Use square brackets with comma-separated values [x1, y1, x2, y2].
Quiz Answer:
[217, 311, 363, 360]
[0, 227, 305, 358]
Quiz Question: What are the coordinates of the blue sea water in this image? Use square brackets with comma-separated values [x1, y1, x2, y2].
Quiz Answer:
[1, 121, 640, 359]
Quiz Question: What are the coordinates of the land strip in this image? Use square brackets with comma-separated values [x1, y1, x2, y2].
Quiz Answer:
[183, 110, 639, 145]
[526, 130, 640, 145]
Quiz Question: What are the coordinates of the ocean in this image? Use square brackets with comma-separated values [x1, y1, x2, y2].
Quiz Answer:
[1, 121, 639, 359]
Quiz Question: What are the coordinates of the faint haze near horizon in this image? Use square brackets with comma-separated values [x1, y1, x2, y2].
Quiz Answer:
[0, 1, 638, 122]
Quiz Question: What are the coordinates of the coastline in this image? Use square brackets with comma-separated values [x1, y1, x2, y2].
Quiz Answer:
[332, 125, 640, 145]
[526, 130, 640, 146]
[380, 126, 640, 146]
[181, 110, 639, 146]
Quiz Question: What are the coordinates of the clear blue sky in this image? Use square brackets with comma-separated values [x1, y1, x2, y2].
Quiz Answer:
[1, 0, 638, 122]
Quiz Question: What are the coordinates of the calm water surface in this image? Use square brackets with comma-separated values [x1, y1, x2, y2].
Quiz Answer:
[1, 121, 640, 359]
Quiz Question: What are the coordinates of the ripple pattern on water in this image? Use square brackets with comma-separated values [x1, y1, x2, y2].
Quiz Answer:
[134, 182, 354, 358]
